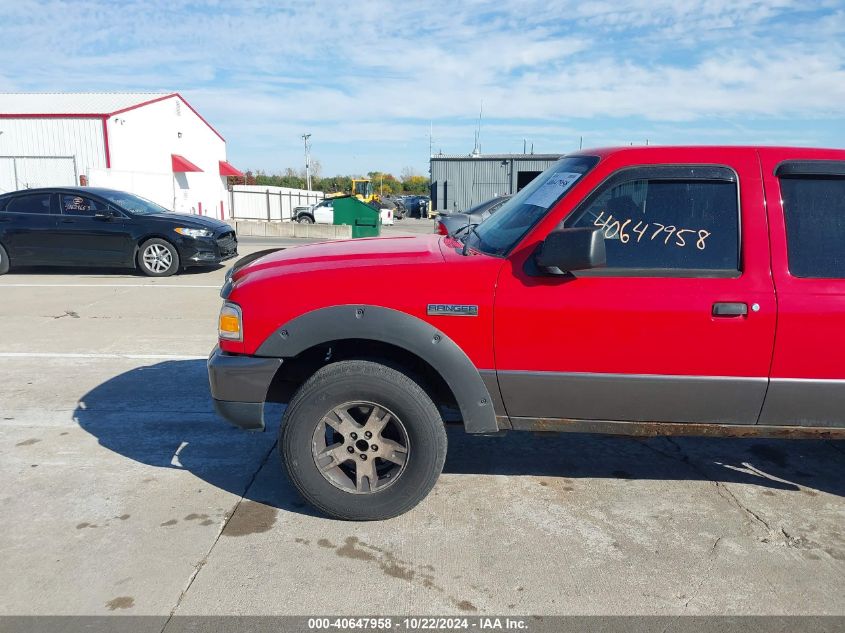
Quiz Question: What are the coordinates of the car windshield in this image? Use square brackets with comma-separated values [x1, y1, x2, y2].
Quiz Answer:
[462, 156, 599, 256]
[98, 191, 172, 215]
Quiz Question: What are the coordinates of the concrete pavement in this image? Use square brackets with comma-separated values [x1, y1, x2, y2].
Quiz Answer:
[0, 233, 843, 619]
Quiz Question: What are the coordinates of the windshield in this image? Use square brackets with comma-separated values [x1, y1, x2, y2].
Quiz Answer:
[463, 155, 599, 256]
[354, 181, 373, 197]
[99, 191, 172, 215]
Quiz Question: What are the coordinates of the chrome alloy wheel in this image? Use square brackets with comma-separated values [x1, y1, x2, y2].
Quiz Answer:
[142, 243, 173, 273]
[311, 402, 410, 494]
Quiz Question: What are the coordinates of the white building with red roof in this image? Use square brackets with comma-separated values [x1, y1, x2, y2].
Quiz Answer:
[0, 92, 243, 219]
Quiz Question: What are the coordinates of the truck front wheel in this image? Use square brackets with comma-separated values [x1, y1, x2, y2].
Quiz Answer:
[280, 360, 447, 521]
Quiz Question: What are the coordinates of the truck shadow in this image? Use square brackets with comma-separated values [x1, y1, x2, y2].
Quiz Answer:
[74, 360, 845, 517]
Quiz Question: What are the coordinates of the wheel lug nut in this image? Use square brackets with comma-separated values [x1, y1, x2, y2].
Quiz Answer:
[371, 445, 378, 452]
[350, 432, 358, 440]
[364, 431, 372, 439]
[359, 454, 367, 461]
[347, 446, 354, 454]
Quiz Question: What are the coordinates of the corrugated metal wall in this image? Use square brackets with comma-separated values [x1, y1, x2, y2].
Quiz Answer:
[430, 155, 560, 212]
[0, 118, 105, 193]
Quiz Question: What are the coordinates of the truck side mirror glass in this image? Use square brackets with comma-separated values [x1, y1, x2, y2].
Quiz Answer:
[535, 227, 607, 274]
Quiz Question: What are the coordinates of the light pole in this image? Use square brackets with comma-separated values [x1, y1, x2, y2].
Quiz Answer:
[301, 133, 312, 191]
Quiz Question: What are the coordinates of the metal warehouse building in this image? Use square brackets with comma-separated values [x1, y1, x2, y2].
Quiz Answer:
[0, 92, 243, 219]
[430, 153, 561, 213]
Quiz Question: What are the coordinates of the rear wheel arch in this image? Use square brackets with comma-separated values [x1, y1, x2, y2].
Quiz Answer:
[258, 305, 499, 433]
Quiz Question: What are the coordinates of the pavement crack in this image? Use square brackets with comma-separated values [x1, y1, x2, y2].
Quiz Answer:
[641, 438, 778, 538]
[709, 536, 722, 556]
[710, 479, 771, 531]
[159, 438, 278, 633]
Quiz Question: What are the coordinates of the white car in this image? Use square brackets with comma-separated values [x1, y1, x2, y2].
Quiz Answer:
[294, 199, 393, 226]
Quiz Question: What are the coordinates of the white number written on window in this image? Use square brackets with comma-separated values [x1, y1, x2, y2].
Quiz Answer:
[592, 211, 711, 250]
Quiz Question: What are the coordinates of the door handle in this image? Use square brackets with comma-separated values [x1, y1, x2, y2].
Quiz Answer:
[712, 302, 748, 317]
[60, 219, 76, 223]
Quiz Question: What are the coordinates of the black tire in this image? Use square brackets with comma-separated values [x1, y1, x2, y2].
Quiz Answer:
[281, 360, 447, 521]
[0, 243, 9, 275]
[296, 214, 314, 224]
[137, 238, 180, 277]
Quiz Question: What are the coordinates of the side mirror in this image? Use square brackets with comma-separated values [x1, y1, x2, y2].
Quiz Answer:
[95, 209, 120, 220]
[535, 227, 606, 274]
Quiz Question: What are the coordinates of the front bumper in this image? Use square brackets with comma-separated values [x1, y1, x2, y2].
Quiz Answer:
[207, 345, 282, 431]
[182, 231, 239, 266]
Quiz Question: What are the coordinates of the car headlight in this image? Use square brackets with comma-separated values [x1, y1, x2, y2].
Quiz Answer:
[218, 302, 243, 341]
[175, 227, 213, 238]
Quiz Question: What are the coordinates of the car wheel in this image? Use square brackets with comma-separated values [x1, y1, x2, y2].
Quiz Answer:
[0, 243, 9, 275]
[281, 360, 447, 521]
[137, 238, 180, 277]
[297, 214, 315, 224]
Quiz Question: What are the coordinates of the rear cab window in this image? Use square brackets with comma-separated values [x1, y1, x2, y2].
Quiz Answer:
[776, 161, 845, 279]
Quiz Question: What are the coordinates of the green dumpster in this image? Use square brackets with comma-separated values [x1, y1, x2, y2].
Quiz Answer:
[331, 196, 381, 238]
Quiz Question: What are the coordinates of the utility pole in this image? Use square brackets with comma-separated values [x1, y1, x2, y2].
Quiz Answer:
[429, 121, 433, 158]
[301, 133, 312, 190]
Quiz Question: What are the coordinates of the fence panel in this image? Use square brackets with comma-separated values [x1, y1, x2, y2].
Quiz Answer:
[230, 185, 324, 221]
[0, 156, 77, 192]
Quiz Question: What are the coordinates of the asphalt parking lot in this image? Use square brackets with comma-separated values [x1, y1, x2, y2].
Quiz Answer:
[0, 220, 843, 619]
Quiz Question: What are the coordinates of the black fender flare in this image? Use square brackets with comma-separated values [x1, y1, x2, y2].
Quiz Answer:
[255, 304, 498, 433]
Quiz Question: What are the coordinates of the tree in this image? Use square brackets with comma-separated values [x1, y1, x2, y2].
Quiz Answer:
[402, 174, 429, 195]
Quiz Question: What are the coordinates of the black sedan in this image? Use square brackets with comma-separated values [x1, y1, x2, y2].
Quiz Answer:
[434, 194, 511, 236]
[0, 187, 237, 277]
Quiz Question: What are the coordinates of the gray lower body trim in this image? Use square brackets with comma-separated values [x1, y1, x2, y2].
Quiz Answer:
[498, 371, 767, 425]
[759, 378, 845, 427]
[213, 399, 265, 431]
[478, 370, 507, 417]
[505, 416, 845, 439]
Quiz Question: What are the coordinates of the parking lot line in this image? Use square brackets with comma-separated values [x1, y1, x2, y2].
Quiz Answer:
[0, 352, 208, 360]
[0, 283, 220, 288]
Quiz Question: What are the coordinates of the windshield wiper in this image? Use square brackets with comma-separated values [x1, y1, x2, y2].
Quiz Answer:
[461, 223, 480, 256]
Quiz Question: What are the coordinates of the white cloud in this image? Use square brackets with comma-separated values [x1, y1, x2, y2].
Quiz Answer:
[1, 0, 843, 173]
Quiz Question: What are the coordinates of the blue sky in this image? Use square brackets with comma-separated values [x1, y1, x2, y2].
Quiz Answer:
[1, 0, 844, 177]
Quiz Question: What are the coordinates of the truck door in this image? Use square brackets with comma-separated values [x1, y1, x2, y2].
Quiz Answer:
[493, 148, 777, 426]
[758, 150, 845, 427]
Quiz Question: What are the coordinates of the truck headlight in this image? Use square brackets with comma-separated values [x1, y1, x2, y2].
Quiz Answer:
[218, 303, 243, 341]
[175, 227, 213, 238]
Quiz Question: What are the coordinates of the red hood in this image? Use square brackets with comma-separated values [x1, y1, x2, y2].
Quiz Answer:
[233, 234, 445, 281]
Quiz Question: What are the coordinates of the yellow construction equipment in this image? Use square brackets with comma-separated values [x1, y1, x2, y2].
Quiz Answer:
[351, 179, 378, 204]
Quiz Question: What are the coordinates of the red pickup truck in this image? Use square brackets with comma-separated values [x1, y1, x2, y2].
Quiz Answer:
[208, 146, 845, 520]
